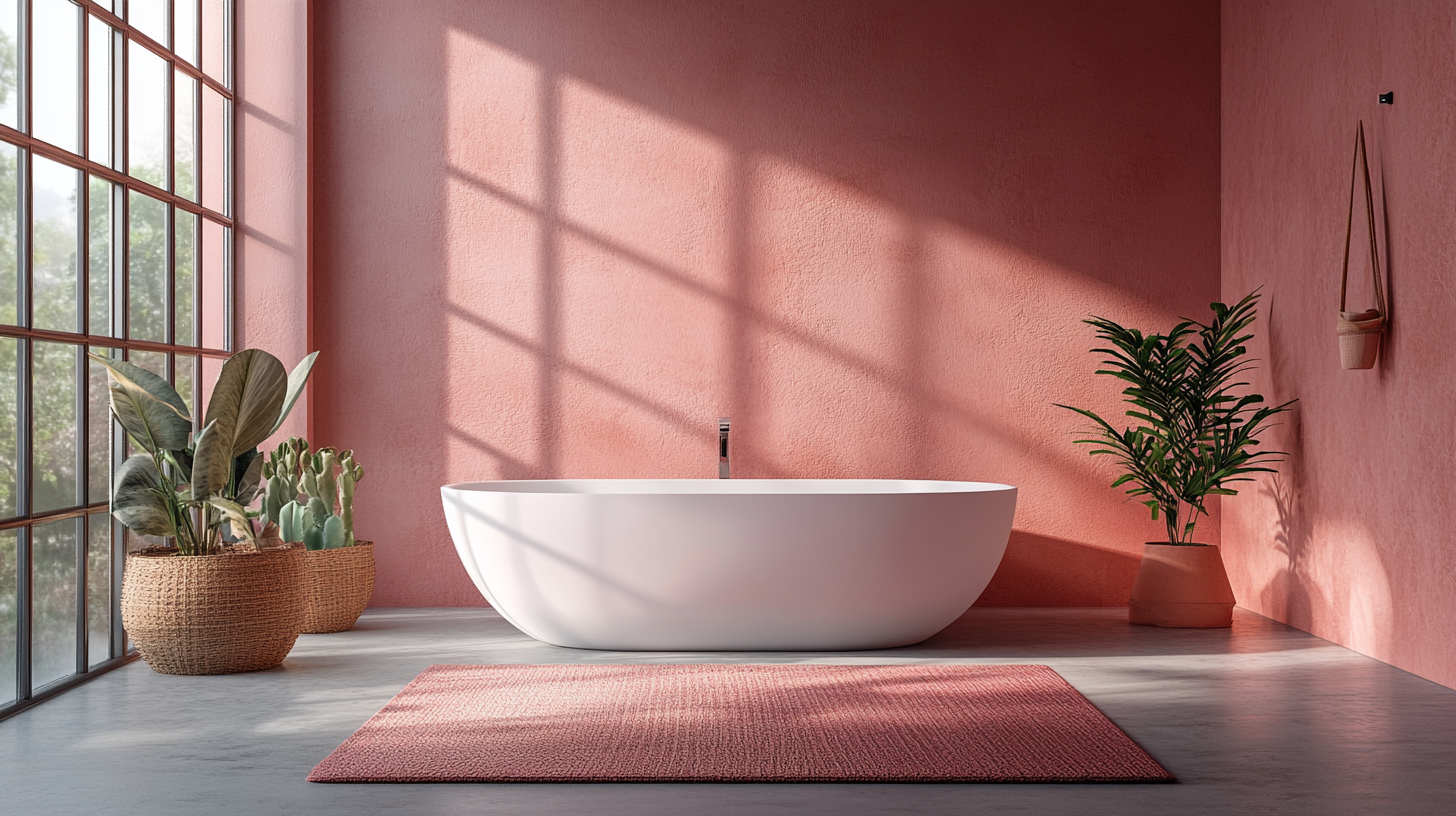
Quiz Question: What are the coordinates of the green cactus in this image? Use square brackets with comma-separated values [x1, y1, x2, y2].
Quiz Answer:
[278, 500, 306, 543]
[318, 450, 338, 515]
[339, 453, 358, 545]
[261, 437, 365, 549]
[322, 514, 346, 549]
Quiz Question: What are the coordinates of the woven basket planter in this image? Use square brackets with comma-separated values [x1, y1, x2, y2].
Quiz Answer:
[301, 542, 375, 634]
[121, 546, 306, 675]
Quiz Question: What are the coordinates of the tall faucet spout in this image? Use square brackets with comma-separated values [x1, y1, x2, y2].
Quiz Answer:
[718, 417, 731, 479]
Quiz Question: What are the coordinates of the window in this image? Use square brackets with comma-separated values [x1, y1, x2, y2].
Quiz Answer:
[0, 0, 233, 719]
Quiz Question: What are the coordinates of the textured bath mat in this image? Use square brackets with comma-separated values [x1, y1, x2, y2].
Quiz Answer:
[308, 664, 1173, 783]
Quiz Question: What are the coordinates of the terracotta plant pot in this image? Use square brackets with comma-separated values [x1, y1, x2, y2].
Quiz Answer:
[121, 546, 306, 675]
[300, 542, 375, 634]
[1128, 543, 1235, 628]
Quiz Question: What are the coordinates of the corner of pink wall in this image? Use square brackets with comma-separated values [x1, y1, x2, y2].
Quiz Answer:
[1221, 0, 1456, 690]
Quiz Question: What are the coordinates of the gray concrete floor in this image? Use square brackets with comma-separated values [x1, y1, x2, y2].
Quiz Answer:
[3, 607, 1454, 815]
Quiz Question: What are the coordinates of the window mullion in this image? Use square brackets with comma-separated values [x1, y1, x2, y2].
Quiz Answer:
[15, 525, 31, 703]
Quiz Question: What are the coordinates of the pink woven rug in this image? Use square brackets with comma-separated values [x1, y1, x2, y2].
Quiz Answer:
[309, 664, 1172, 783]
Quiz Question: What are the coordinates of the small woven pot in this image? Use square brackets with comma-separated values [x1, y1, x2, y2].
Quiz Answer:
[301, 542, 375, 634]
[1337, 310, 1384, 370]
[1128, 543, 1235, 628]
[121, 546, 306, 675]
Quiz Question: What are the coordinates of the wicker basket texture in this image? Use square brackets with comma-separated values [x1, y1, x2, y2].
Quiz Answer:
[121, 547, 305, 675]
[301, 542, 375, 634]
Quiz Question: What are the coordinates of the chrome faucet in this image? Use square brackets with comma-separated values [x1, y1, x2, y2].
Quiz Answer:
[718, 417, 731, 479]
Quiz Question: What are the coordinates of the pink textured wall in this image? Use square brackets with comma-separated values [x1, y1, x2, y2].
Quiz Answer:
[235, 0, 311, 447]
[1222, 0, 1456, 688]
[309, 1, 1221, 607]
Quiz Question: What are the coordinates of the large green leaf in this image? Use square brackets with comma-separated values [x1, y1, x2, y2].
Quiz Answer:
[270, 351, 319, 437]
[190, 419, 231, 500]
[90, 354, 192, 454]
[204, 349, 288, 460]
[112, 456, 175, 538]
[88, 355, 191, 420]
[107, 382, 192, 455]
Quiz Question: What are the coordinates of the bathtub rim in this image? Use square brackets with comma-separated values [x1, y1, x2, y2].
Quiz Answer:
[441, 478, 1016, 496]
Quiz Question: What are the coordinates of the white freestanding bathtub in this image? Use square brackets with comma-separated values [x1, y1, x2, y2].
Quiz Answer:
[441, 479, 1016, 651]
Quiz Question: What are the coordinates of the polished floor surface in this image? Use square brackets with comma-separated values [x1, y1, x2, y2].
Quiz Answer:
[3, 607, 1454, 815]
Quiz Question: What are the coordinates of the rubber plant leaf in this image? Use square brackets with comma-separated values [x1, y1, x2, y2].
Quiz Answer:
[88, 355, 191, 421]
[269, 351, 319, 437]
[204, 349, 289, 460]
[207, 496, 258, 546]
[190, 419, 230, 500]
[111, 455, 175, 538]
[90, 356, 192, 454]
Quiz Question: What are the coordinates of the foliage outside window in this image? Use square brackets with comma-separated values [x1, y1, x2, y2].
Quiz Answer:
[0, 0, 233, 719]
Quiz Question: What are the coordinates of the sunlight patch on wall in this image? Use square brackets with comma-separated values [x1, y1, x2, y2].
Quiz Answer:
[558, 77, 732, 286]
[445, 29, 542, 208]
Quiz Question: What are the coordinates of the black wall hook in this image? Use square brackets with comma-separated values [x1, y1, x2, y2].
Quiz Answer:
[1379, 91, 1394, 104]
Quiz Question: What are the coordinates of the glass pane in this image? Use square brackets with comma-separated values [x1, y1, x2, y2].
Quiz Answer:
[33, 0, 81, 152]
[175, 212, 195, 344]
[32, 518, 79, 688]
[128, 0, 167, 49]
[200, 219, 225, 348]
[0, 337, 14, 518]
[175, 72, 197, 201]
[201, 0, 227, 87]
[0, 0, 17, 130]
[88, 17, 114, 165]
[127, 191, 167, 341]
[0, 529, 14, 705]
[176, 0, 198, 66]
[175, 354, 195, 416]
[32, 341, 79, 513]
[129, 349, 165, 380]
[87, 513, 111, 667]
[200, 84, 226, 214]
[32, 156, 80, 333]
[93, 0, 114, 14]
[88, 177, 112, 336]
[127, 41, 167, 188]
[87, 349, 110, 504]
[0, 143, 16, 326]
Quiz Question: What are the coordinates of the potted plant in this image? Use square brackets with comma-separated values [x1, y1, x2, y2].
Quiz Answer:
[95, 348, 318, 674]
[259, 438, 373, 633]
[1057, 291, 1293, 627]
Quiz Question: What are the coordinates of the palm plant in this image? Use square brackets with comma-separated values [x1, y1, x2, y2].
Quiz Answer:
[1056, 291, 1293, 545]
[92, 349, 318, 556]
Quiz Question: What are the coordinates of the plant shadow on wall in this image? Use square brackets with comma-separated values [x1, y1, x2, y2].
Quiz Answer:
[1257, 309, 1326, 628]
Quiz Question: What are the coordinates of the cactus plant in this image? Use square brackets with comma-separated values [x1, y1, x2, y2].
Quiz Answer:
[261, 438, 364, 550]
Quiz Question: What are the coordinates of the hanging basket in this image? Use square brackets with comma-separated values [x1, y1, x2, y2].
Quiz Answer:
[300, 542, 375, 634]
[1337, 308, 1385, 370]
[1336, 121, 1387, 370]
[120, 546, 306, 675]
